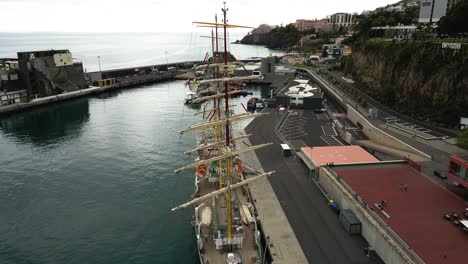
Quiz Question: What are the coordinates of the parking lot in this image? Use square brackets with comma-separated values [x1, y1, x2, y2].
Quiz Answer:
[277, 110, 308, 141]
[277, 109, 345, 146]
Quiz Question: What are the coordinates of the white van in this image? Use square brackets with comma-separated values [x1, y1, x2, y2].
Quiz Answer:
[309, 55, 320, 64]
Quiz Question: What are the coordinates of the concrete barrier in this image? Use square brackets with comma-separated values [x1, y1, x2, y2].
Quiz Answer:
[347, 104, 431, 160]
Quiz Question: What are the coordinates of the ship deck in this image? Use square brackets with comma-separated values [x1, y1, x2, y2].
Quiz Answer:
[196, 176, 259, 264]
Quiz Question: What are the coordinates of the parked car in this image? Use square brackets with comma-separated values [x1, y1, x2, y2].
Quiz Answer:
[433, 170, 447, 179]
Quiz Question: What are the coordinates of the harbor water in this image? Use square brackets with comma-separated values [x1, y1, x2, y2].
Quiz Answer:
[0, 32, 275, 264]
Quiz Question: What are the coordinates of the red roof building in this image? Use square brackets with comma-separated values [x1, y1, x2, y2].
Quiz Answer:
[295, 19, 331, 31]
[335, 165, 468, 263]
[302, 145, 379, 167]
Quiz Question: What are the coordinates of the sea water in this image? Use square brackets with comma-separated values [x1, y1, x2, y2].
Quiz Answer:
[0, 32, 277, 263]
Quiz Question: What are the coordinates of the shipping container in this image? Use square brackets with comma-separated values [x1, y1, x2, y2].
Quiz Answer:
[340, 209, 361, 235]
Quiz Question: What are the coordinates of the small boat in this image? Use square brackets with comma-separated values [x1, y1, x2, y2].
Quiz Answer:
[247, 97, 259, 111]
[184, 91, 199, 104]
[256, 99, 265, 109]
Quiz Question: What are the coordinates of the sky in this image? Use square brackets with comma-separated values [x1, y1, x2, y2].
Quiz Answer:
[0, 0, 401, 32]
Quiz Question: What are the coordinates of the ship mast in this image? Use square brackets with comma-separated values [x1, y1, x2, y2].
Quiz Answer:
[178, 5, 270, 252]
[221, 2, 234, 240]
[214, 13, 224, 190]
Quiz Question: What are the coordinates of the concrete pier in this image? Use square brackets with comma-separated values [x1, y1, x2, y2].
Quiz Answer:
[0, 85, 118, 116]
[237, 129, 308, 264]
[0, 60, 202, 116]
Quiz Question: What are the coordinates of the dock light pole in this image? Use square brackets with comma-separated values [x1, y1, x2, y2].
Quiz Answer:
[97, 56, 102, 73]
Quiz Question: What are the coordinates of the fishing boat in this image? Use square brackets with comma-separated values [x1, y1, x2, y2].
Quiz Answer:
[246, 98, 257, 112]
[173, 4, 275, 264]
[185, 91, 200, 104]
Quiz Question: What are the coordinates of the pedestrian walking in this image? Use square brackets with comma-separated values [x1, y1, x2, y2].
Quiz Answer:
[400, 183, 404, 191]
[404, 184, 408, 191]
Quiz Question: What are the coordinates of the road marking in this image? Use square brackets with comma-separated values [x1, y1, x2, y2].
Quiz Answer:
[287, 134, 308, 140]
[280, 128, 306, 134]
[284, 120, 305, 126]
[282, 130, 307, 137]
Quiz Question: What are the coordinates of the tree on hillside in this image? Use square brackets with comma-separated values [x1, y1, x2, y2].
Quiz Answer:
[456, 129, 468, 150]
[350, 5, 420, 42]
[267, 24, 301, 49]
[438, 0, 468, 36]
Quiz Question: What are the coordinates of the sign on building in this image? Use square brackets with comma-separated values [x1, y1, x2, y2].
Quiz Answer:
[442, 43, 462, 50]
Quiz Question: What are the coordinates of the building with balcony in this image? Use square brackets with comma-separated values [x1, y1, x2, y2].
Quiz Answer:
[328, 13, 355, 27]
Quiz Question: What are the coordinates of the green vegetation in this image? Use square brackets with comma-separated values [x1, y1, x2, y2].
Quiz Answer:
[342, 40, 468, 127]
[340, 2, 468, 129]
[240, 24, 301, 49]
[437, 0, 468, 36]
[345, 5, 419, 43]
[457, 129, 468, 150]
[331, 70, 345, 77]
[294, 63, 318, 69]
[266, 24, 301, 49]
[241, 23, 343, 50]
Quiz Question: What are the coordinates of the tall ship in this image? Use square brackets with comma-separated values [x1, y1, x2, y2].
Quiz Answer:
[172, 4, 275, 264]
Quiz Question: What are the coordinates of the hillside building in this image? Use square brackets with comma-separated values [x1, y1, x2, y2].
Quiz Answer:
[294, 19, 331, 32]
[328, 13, 355, 27]
[419, 0, 461, 23]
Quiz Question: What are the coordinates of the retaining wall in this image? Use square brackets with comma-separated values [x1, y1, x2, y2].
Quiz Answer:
[346, 104, 430, 159]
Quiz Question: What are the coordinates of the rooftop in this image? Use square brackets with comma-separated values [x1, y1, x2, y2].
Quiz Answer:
[276, 79, 322, 99]
[336, 166, 468, 264]
[453, 155, 468, 163]
[285, 80, 318, 98]
[302, 145, 379, 166]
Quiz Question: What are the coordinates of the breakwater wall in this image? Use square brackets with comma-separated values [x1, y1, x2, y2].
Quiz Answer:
[0, 60, 203, 117]
[0, 85, 118, 116]
[86, 61, 203, 84]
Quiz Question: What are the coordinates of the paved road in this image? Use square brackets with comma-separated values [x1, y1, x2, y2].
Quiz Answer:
[305, 68, 468, 191]
[311, 67, 458, 138]
[246, 109, 382, 264]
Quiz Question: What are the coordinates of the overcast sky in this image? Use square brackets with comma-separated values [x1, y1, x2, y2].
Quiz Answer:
[0, 0, 401, 32]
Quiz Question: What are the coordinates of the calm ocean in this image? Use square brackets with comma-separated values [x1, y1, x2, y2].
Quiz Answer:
[0, 32, 283, 71]
[0, 33, 278, 263]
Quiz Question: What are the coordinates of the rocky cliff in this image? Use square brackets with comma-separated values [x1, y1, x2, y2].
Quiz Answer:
[344, 39, 468, 127]
[240, 24, 300, 49]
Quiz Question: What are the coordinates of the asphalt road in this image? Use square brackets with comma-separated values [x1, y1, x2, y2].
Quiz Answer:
[246, 109, 382, 264]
